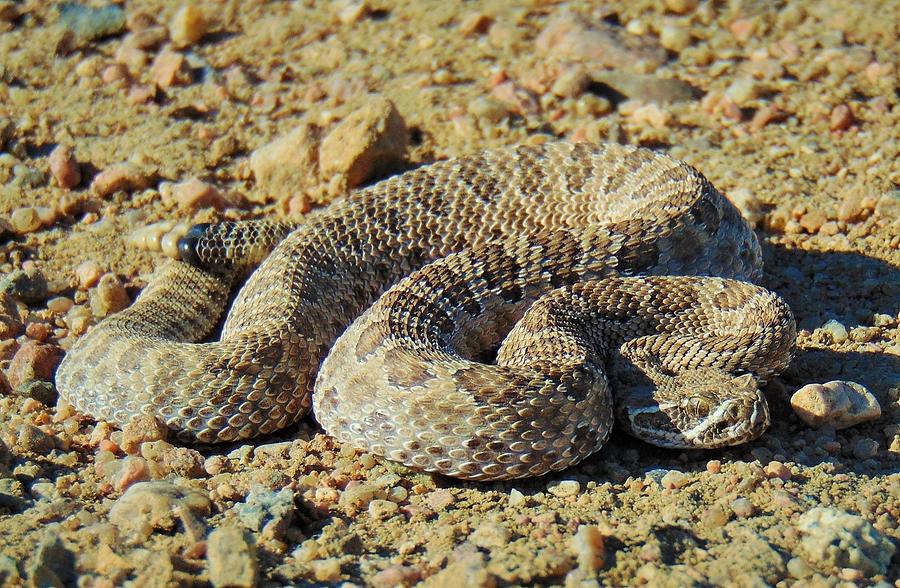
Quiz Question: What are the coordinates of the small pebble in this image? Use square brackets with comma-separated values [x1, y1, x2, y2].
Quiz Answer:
[233, 486, 295, 541]
[63, 306, 90, 338]
[249, 123, 320, 204]
[659, 25, 691, 52]
[1, 267, 49, 305]
[799, 210, 828, 233]
[47, 297, 75, 314]
[851, 438, 878, 460]
[727, 188, 764, 226]
[547, 479, 581, 497]
[508, 488, 526, 507]
[48, 145, 81, 189]
[594, 71, 695, 104]
[311, 559, 342, 582]
[7, 341, 63, 389]
[730, 497, 755, 518]
[570, 525, 605, 571]
[820, 319, 848, 343]
[170, 178, 225, 211]
[318, 97, 409, 191]
[660, 470, 689, 489]
[370, 565, 421, 588]
[470, 522, 510, 549]
[101, 63, 130, 86]
[725, 79, 759, 106]
[550, 67, 589, 98]
[91, 163, 152, 197]
[837, 190, 868, 223]
[787, 557, 812, 579]
[150, 50, 192, 88]
[340, 483, 383, 509]
[425, 488, 455, 511]
[467, 96, 510, 123]
[701, 504, 729, 527]
[16, 380, 57, 406]
[535, 13, 667, 71]
[10, 207, 43, 234]
[120, 415, 168, 455]
[109, 480, 211, 536]
[790, 380, 881, 429]
[89, 273, 130, 318]
[874, 190, 900, 222]
[764, 461, 791, 480]
[57, 2, 126, 44]
[169, 5, 206, 47]
[75, 261, 103, 291]
[830, 104, 854, 131]
[335, 0, 369, 25]
[15, 424, 56, 455]
[368, 499, 399, 520]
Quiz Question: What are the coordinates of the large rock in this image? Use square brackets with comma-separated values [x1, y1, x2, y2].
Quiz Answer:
[318, 97, 408, 192]
[790, 380, 881, 429]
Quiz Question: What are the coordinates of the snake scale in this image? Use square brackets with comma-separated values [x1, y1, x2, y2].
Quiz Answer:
[57, 142, 796, 481]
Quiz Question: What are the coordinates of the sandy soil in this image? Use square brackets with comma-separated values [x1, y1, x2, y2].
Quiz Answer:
[0, 0, 897, 586]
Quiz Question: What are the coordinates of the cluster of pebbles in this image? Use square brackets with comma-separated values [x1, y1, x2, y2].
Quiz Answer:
[0, 0, 897, 586]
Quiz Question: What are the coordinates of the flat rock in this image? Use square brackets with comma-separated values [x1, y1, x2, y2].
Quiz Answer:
[593, 71, 697, 104]
[790, 380, 881, 429]
[535, 13, 667, 72]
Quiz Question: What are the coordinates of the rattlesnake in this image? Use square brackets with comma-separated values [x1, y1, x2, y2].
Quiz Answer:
[57, 142, 795, 481]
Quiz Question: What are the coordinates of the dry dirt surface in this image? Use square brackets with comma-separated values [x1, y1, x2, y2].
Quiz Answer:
[0, 1, 898, 587]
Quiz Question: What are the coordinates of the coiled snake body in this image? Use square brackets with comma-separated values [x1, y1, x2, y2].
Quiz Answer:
[57, 143, 795, 480]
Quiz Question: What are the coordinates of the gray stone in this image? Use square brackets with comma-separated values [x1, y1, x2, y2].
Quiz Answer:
[797, 507, 895, 575]
[0, 267, 49, 304]
[233, 485, 295, 541]
[15, 380, 57, 405]
[57, 2, 125, 43]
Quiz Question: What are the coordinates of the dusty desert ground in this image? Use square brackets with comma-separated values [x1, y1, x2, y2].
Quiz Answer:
[0, 0, 897, 586]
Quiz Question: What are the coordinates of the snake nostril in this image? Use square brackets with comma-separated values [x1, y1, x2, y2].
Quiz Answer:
[178, 223, 210, 266]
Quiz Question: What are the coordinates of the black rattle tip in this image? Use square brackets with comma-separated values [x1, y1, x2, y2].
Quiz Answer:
[177, 223, 210, 267]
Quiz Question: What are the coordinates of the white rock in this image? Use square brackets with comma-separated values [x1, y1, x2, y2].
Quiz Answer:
[790, 380, 881, 429]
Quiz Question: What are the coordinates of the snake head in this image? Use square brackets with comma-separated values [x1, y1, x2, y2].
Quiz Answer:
[620, 370, 770, 449]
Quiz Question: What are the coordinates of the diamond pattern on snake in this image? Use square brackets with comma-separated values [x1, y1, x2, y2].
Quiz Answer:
[57, 142, 796, 481]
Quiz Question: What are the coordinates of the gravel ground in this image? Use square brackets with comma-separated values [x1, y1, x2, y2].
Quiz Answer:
[0, 1, 897, 586]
